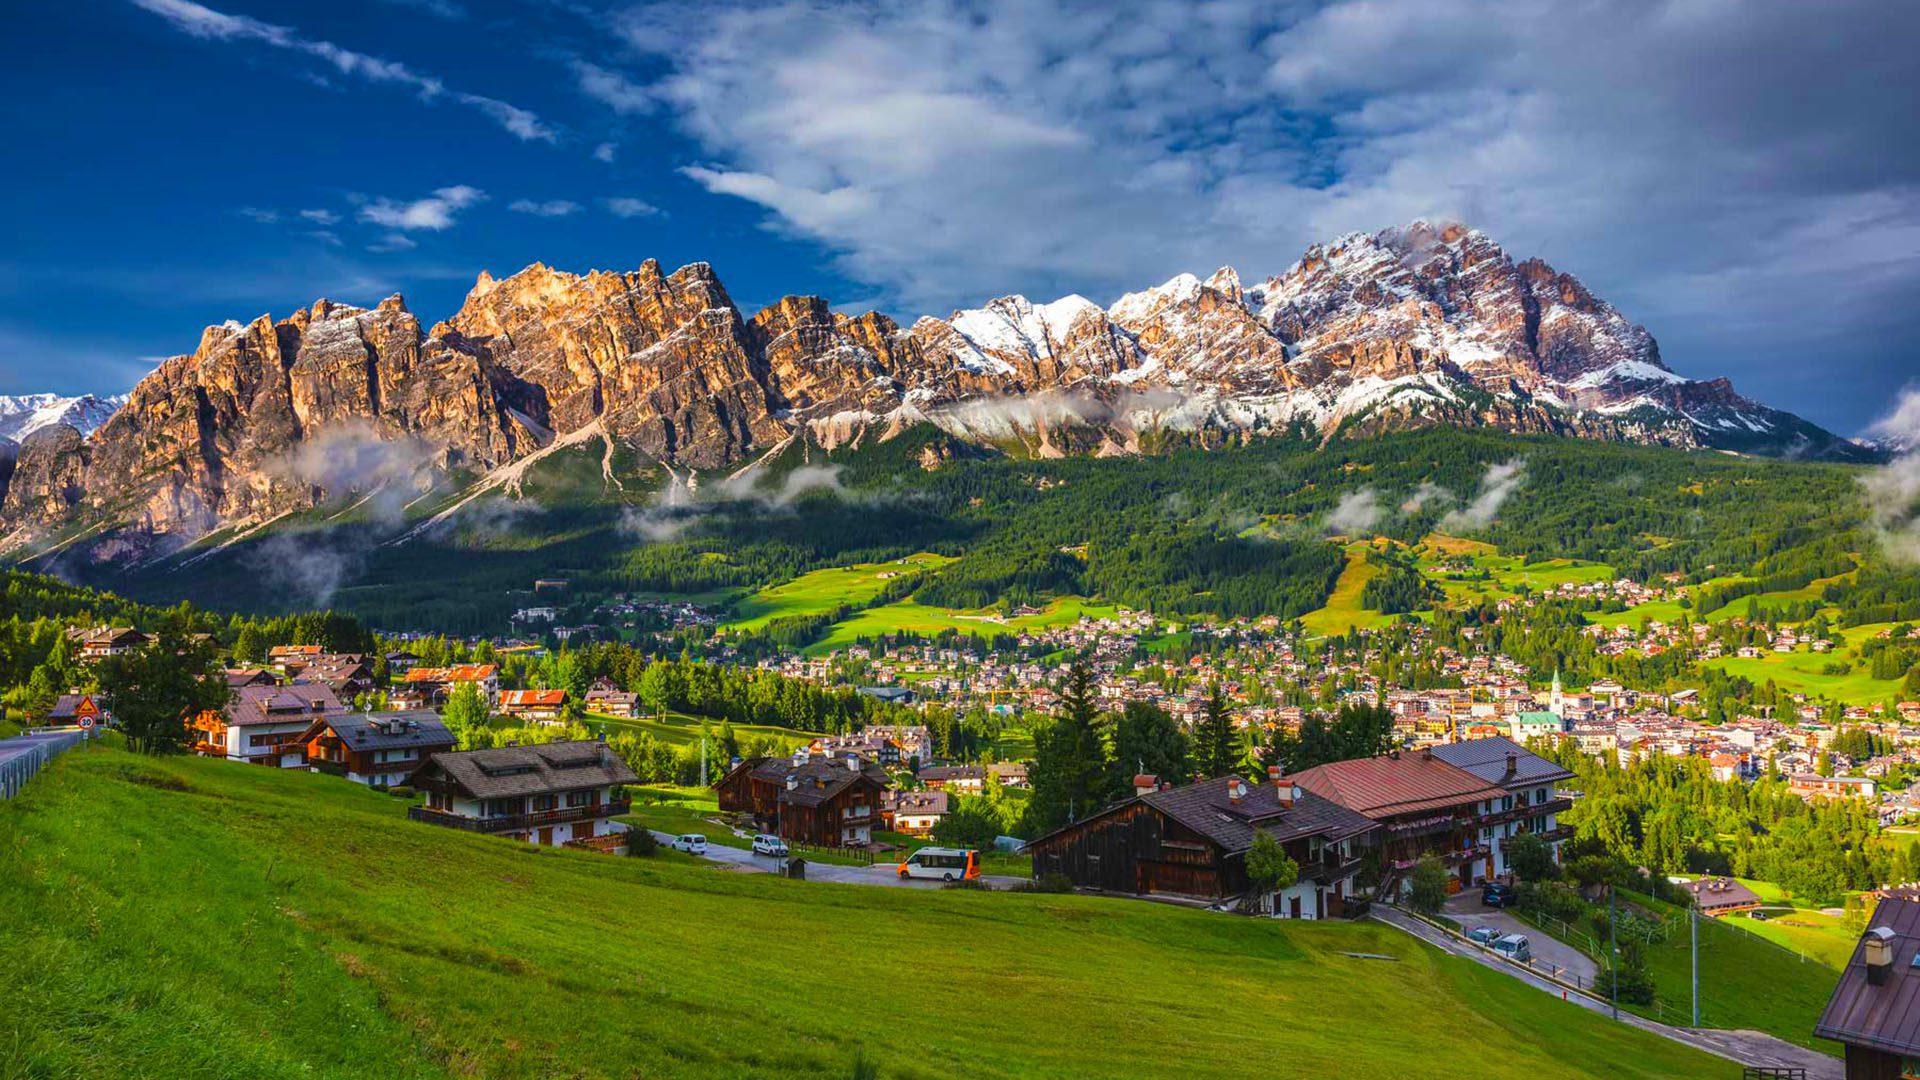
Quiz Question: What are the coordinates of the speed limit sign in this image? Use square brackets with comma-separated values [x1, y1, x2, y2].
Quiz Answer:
[77, 715, 95, 732]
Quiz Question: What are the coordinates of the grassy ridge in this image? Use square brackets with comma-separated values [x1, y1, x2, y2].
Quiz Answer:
[1, 747, 1722, 1079]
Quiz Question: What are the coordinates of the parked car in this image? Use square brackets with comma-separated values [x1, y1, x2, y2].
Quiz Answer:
[752, 834, 789, 857]
[673, 834, 708, 855]
[1466, 926, 1502, 946]
[1491, 934, 1532, 962]
[1481, 882, 1517, 908]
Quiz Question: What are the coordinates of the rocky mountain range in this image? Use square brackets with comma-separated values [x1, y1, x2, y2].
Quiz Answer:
[0, 393, 126, 443]
[0, 221, 1874, 565]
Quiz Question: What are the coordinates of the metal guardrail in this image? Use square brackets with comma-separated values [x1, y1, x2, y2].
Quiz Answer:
[0, 729, 89, 799]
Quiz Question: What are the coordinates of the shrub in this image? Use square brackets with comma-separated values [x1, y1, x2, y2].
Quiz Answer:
[943, 877, 992, 891]
[1408, 855, 1449, 914]
[1011, 873, 1074, 894]
[626, 829, 659, 857]
[386, 785, 416, 799]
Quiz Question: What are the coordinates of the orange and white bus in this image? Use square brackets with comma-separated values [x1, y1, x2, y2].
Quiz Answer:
[897, 847, 979, 882]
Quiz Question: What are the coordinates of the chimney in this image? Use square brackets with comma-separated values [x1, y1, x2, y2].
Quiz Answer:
[846, 755, 860, 773]
[1228, 778, 1245, 804]
[1503, 752, 1518, 780]
[1268, 763, 1282, 787]
[1865, 926, 1897, 986]
[785, 775, 798, 791]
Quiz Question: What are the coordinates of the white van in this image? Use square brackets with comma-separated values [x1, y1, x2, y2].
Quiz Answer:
[752, 834, 789, 857]
[897, 847, 979, 882]
[672, 834, 708, 855]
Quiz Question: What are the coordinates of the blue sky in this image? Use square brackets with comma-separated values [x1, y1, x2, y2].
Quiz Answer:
[2, 0, 1916, 435]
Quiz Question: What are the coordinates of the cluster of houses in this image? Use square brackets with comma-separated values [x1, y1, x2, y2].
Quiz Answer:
[1023, 735, 1574, 918]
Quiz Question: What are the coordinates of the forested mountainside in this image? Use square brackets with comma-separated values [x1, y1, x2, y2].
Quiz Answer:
[0, 222, 1873, 573]
[55, 426, 1897, 639]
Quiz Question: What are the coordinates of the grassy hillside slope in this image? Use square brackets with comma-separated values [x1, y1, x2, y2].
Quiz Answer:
[1, 747, 1723, 1079]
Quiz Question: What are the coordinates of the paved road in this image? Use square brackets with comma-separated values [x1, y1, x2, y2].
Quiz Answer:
[644, 829, 1026, 889]
[1444, 889, 1599, 989]
[1373, 905, 1842, 1080]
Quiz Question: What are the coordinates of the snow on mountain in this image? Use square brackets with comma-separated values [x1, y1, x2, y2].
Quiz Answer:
[0, 393, 126, 443]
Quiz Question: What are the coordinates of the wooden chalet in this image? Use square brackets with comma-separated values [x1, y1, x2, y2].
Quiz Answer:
[1024, 767, 1378, 917]
[67, 626, 148, 662]
[300, 711, 454, 788]
[583, 688, 640, 718]
[1292, 747, 1508, 890]
[191, 683, 343, 767]
[882, 789, 949, 837]
[1680, 876, 1763, 916]
[410, 740, 637, 846]
[1816, 898, 1920, 1078]
[499, 688, 569, 724]
[292, 654, 376, 699]
[393, 664, 499, 709]
[715, 752, 890, 848]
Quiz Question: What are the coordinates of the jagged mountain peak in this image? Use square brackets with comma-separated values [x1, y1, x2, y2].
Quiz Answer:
[0, 222, 1875, 566]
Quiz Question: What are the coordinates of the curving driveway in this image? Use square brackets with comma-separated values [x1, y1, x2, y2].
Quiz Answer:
[1444, 889, 1600, 989]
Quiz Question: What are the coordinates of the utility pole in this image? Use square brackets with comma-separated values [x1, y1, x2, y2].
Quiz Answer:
[1609, 885, 1619, 1020]
[1691, 906, 1700, 1027]
[699, 734, 708, 788]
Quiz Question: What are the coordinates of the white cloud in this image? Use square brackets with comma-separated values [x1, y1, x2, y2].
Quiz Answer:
[1440, 459, 1527, 532]
[1862, 387, 1920, 564]
[299, 208, 340, 225]
[508, 198, 583, 218]
[358, 185, 485, 231]
[236, 206, 278, 224]
[307, 229, 343, 246]
[129, 0, 555, 142]
[603, 196, 661, 218]
[593, 142, 617, 163]
[368, 233, 419, 253]
[572, 60, 654, 115]
[588, 0, 1920, 427]
[1323, 489, 1383, 536]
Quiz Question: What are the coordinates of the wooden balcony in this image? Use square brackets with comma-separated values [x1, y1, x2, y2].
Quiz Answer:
[409, 798, 632, 834]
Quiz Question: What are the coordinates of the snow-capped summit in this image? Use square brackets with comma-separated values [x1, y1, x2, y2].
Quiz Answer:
[0, 393, 126, 443]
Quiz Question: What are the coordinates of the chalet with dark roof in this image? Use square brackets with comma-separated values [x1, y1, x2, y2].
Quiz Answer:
[190, 683, 342, 768]
[715, 751, 890, 848]
[1024, 766, 1379, 918]
[46, 692, 108, 728]
[1428, 736, 1576, 878]
[67, 626, 147, 662]
[300, 711, 454, 788]
[1293, 746, 1508, 890]
[1816, 898, 1920, 1078]
[1680, 876, 1763, 916]
[882, 789, 949, 836]
[410, 740, 637, 846]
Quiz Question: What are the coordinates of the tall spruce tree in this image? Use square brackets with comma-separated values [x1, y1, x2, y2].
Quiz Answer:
[1026, 664, 1110, 832]
[1195, 681, 1237, 778]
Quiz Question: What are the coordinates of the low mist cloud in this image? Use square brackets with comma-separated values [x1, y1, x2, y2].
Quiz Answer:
[1324, 488, 1383, 536]
[1439, 459, 1527, 532]
[1400, 481, 1453, 513]
[245, 530, 360, 609]
[1862, 388, 1920, 564]
[276, 421, 437, 525]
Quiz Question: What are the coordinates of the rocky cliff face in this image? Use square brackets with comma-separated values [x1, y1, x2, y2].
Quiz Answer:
[0, 221, 1871, 562]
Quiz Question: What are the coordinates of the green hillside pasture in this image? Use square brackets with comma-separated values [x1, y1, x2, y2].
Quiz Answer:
[1300, 544, 1397, 637]
[586, 709, 817, 751]
[0, 747, 1721, 1080]
[1700, 627, 1905, 706]
[804, 595, 1123, 656]
[721, 553, 956, 632]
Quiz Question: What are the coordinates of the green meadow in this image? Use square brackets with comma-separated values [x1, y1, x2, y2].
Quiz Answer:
[721, 553, 955, 632]
[0, 746, 1723, 1080]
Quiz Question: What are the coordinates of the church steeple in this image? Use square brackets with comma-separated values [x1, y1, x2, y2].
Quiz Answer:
[1549, 669, 1564, 715]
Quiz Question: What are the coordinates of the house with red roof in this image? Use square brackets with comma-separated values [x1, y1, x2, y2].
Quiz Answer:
[499, 688, 569, 724]
[1292, 746, 1509, 891]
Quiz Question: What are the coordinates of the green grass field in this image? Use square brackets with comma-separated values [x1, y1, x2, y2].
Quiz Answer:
[586, 709, 818, 751]
[1620, 891, 1840, 1052]
[1700, 645, 1905, 706]
[804, 595, 1123, 656]
[0, 746, 1723, 1079]
[1299, 543, 1397, 637]
[721, 554, 955, 632]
